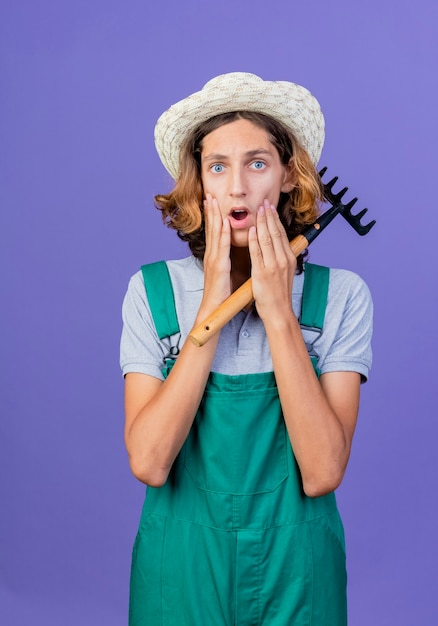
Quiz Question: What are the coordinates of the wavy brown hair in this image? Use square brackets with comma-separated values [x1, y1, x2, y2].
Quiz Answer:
[154, 111, 323, 272]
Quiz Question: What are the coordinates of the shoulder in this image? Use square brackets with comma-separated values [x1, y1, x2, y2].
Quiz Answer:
[125, 256, 205, 342]
[126, 255, 203, 297]
[304, 263, 370, 295]
[301, 263, 372, 320]
[327, 267, 373, 318]
[166, 256, 204, 292]
[328, 267, 371, 294]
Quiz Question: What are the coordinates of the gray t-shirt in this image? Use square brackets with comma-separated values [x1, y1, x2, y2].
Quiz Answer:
[120, 255, 373, 381]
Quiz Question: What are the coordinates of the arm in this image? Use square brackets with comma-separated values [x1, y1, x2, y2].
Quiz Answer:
[264, 315, 360, 497]
[249, 202, 363, 497]
[124, 339, 217, 487]
[124, 196, 231, 486]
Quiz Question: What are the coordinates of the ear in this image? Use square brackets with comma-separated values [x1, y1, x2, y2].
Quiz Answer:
[280, 162, 296, 193]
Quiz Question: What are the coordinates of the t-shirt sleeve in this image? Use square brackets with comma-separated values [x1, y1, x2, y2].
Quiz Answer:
[318, 270, 373, 382]
[119, 271, 169, 380]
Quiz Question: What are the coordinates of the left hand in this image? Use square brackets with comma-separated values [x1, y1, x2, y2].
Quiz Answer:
[248, 199, 297, 321]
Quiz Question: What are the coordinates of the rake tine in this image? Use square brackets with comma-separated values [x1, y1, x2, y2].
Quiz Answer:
[343, 212, 374, 235]
[320, 173, 348, 203]
[344, 197, 359, 211]
[342, 206, 375, 235]
[323, 175, 339, 195]
[324, 185, 349, 203]
[351, 213, 376, 235]
[348, 207, 368, 222]
[319, 167, 376, 236]
[334, 186, 349, 201]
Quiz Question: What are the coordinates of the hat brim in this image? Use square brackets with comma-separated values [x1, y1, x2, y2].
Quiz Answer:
[154, 72, 325, 180]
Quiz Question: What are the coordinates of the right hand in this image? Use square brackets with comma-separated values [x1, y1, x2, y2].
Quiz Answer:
[197, 194, 231, 320]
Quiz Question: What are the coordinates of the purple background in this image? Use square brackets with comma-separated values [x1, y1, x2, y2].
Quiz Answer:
[1, 1, 437, 624]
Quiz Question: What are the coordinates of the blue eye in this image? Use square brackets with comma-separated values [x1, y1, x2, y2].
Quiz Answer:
[211, 164, 224, 173]
[252, 161, 265, 170]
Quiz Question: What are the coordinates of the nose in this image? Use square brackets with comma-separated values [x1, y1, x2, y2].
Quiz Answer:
[229, 167, 247, 198]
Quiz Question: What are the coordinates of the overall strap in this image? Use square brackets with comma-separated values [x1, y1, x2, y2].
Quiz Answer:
[141, 261, 180, 373]
[301, 262, 330, 330]
[140, 261, 180, 338]
[300, 262, 330, 376]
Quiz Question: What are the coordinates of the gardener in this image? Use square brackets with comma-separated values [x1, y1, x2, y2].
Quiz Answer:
[120, 72, 373, 625]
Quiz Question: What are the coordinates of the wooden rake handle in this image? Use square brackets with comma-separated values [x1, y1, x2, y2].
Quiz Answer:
[188, 234, 309, 347]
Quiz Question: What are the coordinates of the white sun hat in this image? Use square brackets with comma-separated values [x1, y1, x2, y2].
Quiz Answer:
[154, 72, 325, 180]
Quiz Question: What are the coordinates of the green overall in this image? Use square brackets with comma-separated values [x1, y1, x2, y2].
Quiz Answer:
[130, 263, 347, 626]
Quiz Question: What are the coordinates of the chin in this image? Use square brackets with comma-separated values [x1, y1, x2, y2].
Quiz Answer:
[231, 232, 249, 248]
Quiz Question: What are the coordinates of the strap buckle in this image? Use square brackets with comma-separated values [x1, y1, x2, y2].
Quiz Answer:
[164, 332, 181, 362]
[299, 324, 322, 359]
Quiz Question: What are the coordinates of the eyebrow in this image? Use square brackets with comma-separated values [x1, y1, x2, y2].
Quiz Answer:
[202, 148, 273, 162]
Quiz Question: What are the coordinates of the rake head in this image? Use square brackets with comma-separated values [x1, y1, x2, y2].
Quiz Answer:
[319, 167, 376, 235]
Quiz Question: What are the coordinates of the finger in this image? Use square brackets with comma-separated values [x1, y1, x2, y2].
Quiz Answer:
[270, 203, 294, 254]
[210, 197, 225, 254]
[205, 195, 231, 265]
[219, 214, 231, 251]
[204, 195, 212, 249]
[267, 203, 297, 266]
[264, 201, 286, 257]
[248, 225, 263, 268]
[204, 195, 221, 253]
[255, 203, 277, 267]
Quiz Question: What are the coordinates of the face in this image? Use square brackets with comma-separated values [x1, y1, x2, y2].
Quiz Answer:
[200, 118, 293, 247]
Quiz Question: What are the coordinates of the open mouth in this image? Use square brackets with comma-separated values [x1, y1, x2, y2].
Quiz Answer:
[230, 209, 249, 221]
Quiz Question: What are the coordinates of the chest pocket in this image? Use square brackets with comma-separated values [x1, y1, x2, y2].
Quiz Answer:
[141, 261, 329, 495]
